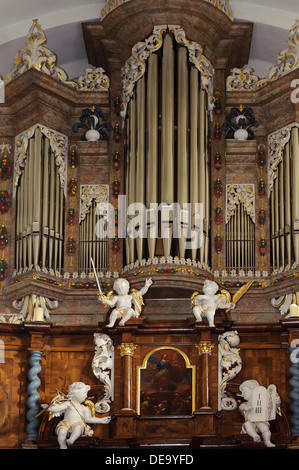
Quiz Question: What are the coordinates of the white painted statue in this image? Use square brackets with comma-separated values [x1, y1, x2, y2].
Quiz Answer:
[99, 277, 153, 327]
[191, 279, 234, 327]
[41, 382, 111, 449]
[239, 379, 281, 447]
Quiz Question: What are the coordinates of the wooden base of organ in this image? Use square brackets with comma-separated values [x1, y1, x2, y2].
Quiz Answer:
[0, 316, 292, 450]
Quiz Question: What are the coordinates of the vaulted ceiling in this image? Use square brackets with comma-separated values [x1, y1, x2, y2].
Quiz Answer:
[0, 0, 297, 80]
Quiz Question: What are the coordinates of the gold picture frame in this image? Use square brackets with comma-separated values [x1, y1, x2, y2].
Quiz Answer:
[136, 346, 196, 416]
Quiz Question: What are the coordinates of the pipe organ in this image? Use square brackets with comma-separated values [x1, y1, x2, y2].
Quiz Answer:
[269, 125, 299, 271]
[15, 128, 65, 274]
[124, 31, 210, 265]
[79, 184, 109, 274]
[79, 199, 108, 274]
[225, 184, 255, 273]
[226, 202, 255, 273]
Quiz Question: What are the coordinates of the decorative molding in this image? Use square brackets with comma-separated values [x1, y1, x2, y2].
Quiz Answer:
[12, 294, 58, 321]
[218, 330, 242, 411]
[76, 67, 110, 91]
[5, 19, 77, 88]
[92, 333, 114, 413]
[100, 0, 233, 22]
[271, 292, 299, 316]
[226, 20, 299, 91]
[226, 184, 255, 223]
[0, 313, 23, 324]
[120, 24, 215, 119]
[13, 124, 68, 198]
[80, 184, 109, 222]
[5, 20, 110, 92]
[268, 122, 299, 196]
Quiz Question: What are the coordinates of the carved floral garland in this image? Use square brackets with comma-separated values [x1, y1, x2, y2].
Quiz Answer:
[258, 145, 267, 265]
[213, 90, 223, 265]
[0, 142, 11, 283]
[67, 145, 78, 265]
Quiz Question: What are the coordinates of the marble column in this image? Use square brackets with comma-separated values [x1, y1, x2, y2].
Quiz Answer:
[118, 342, 137, 411]
[195, 340, 214, 409]
[26, 349, 43, 440]
[289, 344, 299, 436]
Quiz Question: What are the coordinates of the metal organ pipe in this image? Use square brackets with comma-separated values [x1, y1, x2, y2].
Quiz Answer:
[189, 67, 199, 261]
[177, 46, 189, 259]
[146, 53, 158, 259]
[124, 32, 211, 266]
[161, 33, 175, 257]
[15, 130, 64, 274]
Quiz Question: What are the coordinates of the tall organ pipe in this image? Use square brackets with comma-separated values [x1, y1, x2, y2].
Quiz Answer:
[146, 53, 158, 259]
[161, 33, 174, 257]
[124, 32, 211, 266]
[292, 127, 299, 264]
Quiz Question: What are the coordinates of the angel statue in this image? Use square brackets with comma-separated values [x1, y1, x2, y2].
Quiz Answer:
[99, 277, 153, 327]
[191, 279, 234, 327]
[239, 379, 281, 447]
[39, 382, 111, 449]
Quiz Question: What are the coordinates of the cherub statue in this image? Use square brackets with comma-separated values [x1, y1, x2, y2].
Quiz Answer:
[99, 277, 153, 327]
[40, 382, 111, 449]
[238, 379, 281, 448]
[191, 279, 234, 327]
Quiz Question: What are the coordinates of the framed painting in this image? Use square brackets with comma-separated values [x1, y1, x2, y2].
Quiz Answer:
[136, 347, 196, 416]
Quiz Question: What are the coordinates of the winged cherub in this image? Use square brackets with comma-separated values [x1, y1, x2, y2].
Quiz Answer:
[99, 277, 153, 327]
[40, 382, 111, 449]
[191, 279, 234, 327]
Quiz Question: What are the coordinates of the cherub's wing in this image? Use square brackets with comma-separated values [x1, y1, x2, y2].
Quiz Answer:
[190, 292, 199, 309]
[131, 289, 144, 317]
[101, 290, 114, 308]
[216, 290, 231, 309]
[84, 399, 96, 417]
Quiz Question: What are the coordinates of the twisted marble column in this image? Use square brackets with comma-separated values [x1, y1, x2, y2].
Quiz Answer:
[26, 350, 43, 440]
[289, 346, 299, 436]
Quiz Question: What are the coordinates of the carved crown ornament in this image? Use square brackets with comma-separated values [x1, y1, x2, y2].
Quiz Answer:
[226, 19, 299, 91]
[4, 19, 110, 91]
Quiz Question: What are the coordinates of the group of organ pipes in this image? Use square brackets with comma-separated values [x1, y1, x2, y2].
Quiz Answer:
[15, 128, 64, 274]
[11, 36, 299, 279]
[124, 32, 210, 266]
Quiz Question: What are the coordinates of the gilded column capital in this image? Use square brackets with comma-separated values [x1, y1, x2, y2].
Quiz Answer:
[195, 340, 214, 356]
[118, 342, 137, 357]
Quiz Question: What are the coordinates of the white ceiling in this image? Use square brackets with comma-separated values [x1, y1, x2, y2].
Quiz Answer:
[0, 0, 298, 80]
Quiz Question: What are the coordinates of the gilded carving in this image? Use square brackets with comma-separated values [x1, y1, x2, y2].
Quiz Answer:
[80, 184, 109, 222]
[118, 342, 137, 357]
[76, 67, 110, 91]
[13, 124, 68, 198]
[5, 19, 77, 88]
[268, 123, 299, 196]
[195, 340, 215, 356]
[218, 330, 242, 410]
[227, 20, 299, 91]
[92, 333, 114, 413]
[226, 184, 255, 223]
[121, 25, 214, 118]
